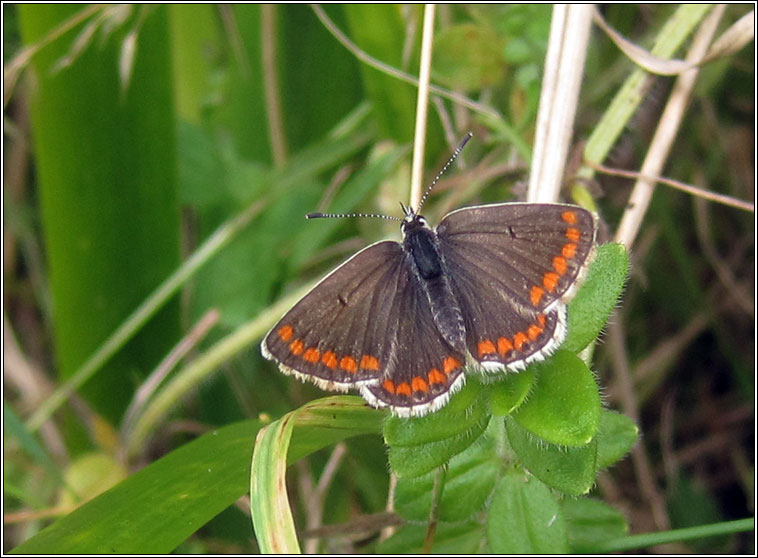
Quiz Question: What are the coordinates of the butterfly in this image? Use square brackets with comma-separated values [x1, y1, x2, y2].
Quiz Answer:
[261, 136, 597, 417]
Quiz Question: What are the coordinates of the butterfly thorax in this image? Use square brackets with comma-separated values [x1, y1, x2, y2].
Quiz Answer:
[402, 214, 442, 280]
[402, 213, 468, 353]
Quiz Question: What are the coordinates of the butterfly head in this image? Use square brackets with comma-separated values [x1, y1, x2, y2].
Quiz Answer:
[400, 203, 430, 237]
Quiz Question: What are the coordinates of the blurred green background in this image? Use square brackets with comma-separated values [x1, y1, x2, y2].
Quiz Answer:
[3, 4, 753, 553]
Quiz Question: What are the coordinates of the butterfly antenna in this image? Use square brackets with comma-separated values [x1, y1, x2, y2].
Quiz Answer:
[414, 132, 473, 214]
[306, 211, 401, 221]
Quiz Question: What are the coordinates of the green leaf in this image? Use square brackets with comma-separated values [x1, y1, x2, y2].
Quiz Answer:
[385, 379, 491, 479]
[288, 142, 408, 268]
[668, 474, 729, 552]
[432, 23, 506, 92]
[251, 396, 384, 552]
[342, 5, 418, 143]
[251, 413, 300, 554]
[486, 469, 569, 553]
[3, 402, 64, 487]
[167, 4, 222, 124]
[596, 409, 639, 469]
[278, 5, 364, 149]
[582, 5, 713, 169]
[56, 452, 127, 509]
[394, 436, 500, 522]
[12, 397, 383, 554]
[287, 396, 385, 464]
[388, 415, 491, 479]
[212, 4, 269, 162]
[383, 378, 484, 447]
[188, 122, 373, 329]
[505, 417, 597, 496]
[563, 498, 629, 553]
[18, 5, 181, 423]
[11, 420, 262, 554]
[512, 350, 601, 447]
[489, 368, 535, 416]
[378, 521, 485, 554]
[565, 243, 630, 352]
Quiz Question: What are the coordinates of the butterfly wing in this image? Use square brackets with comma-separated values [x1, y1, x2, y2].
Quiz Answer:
[359, 259, 467, 417]
[436, 203, 597, 371]
[261, 240, 466, 416]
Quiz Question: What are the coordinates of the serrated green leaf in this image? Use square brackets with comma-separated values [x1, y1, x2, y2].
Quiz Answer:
[565, 243, 629, 352]
[595, 409, 639, 469]
[383, 378, 484, 447]
[512, 350, 601, 446]
[505, 417, 597, 496]
[563, 498, 629, 553]
[394, 436, 500, 522]
[487, 469, 568, 553]
[377, 521, 485, 554]
[489, 369, 535, 416]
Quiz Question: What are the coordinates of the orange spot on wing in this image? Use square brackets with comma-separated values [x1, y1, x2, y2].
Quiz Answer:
[530, 285, 545, 306]
[411, 376, 429, 393]
[321, 351, 338, 369]
[527, 324, 543, 341]
[278, 325, 294, 341]
[339, 356, 357, 374]
[303, 347, 320, 363]
[478, 339, 496, 357]
[396, 382, 412, 397]
[562, 242, 577, 259]
[443, 356, 461, 374]
[360, 355, 380, 371]
[553, 256, 567, 275]
[537, 314, 547, 327]
[383, 379, 396, 394]
[513, 331, 529, 351]
[498, 337, 514, 357]
[561, 210, 578, 224]
[428, 368, 446, 385]
[543, 272, 560, 292]
[289, 339, 304, 355]
[565, 227, 581, 243]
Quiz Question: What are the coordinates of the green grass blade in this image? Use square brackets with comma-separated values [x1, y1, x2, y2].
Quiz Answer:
[9, 420, 262, 554]
[250, 396, 384, 552]
[26, 200, 264, 433]
[581, 4, 712, 172]
[18, 5, 181, 424]
[251, 413, 300, 554]
[591, 517, 754, 553]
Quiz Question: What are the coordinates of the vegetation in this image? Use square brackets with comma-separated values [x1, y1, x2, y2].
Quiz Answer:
[4, 4, 753, 553]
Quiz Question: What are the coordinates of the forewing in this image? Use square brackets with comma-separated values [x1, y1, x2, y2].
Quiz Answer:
[436, 203, 596, 370]
[261, 241, 408, 390]
[262, 238, 467, 417]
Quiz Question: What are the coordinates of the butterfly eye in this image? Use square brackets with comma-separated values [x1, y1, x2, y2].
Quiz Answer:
[401, 214, 429, 237]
